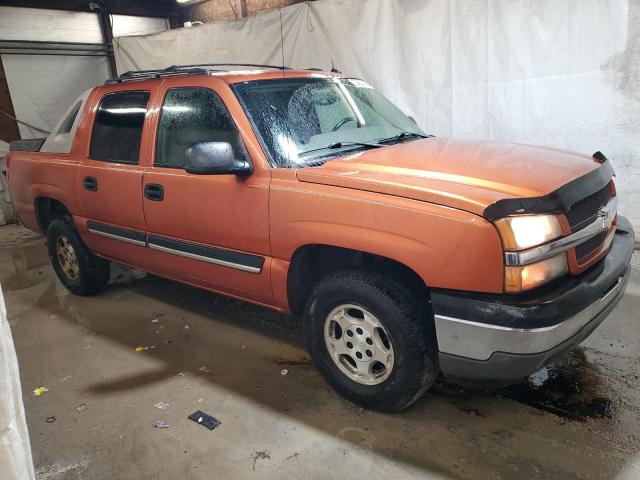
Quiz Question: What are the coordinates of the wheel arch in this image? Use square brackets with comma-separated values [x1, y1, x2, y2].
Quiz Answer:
[286, 243, 430, 316]
[35, 196, 73, 233]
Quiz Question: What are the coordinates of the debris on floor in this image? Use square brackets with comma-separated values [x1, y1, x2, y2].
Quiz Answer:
[45, 416, 56, 423]
[198, 366, 211, 374]
[135, 345, 155, 352]
[75, 404, 87, 413]
[154, 421, 170, 429]
[251, 450, 271, 470]
[155, 401, 169, 410]
[188, 410, 221, 431]
[280, 369, 288, 376]
[33, 386, 48, 397]
[273, 356, 314, 366]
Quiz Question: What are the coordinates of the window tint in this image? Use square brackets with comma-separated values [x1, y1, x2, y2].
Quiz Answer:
[58, 101, 82, 135]
[155, 87, 244, 168]
[89, 91, 149, 164]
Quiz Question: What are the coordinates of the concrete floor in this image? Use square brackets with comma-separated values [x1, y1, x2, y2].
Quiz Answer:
[1, 223, 639, 480]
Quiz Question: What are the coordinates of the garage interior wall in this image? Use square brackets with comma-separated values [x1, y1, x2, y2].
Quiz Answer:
[114, 0, 640, 233]
[0, 6, 169, 139]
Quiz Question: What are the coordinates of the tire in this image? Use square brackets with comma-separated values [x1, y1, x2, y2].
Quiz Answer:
[304, 270, 439, 413]
[46, 218, 110, 296]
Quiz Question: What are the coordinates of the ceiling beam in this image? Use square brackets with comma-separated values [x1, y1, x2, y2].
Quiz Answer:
[0, 0, 177, 18]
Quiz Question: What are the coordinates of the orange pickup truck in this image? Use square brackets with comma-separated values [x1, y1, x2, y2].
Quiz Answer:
[7, 65, 634, 412]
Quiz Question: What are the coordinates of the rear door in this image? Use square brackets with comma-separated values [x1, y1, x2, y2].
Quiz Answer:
[141, 77, 272, 305]
[76, 88, 153, 270]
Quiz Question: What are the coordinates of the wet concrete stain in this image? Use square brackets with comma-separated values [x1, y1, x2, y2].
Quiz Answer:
[500, 350, 614, 421]
[434, 348, 621, 422]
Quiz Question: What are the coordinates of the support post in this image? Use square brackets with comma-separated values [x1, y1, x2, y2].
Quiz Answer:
[97, 10, 117, 77]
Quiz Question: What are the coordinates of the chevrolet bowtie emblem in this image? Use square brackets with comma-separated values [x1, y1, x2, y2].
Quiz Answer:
[598, 205, 615, 230]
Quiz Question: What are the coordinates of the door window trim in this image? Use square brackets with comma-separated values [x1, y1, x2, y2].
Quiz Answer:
[153, 86, 247, 170]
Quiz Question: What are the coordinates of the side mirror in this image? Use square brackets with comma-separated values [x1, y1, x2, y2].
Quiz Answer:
[184, 141, 253, 176]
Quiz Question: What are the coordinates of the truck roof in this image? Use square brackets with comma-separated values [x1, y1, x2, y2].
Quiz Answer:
[106, 64, 342, 86]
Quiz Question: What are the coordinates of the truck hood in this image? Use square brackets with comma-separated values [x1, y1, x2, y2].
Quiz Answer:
[295, 137, 601, 216]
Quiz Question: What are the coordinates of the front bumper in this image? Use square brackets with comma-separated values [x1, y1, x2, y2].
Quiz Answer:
[432, 215, 635, 382]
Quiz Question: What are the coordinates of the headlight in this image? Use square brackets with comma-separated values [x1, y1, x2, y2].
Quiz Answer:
[495, 214, 566, 292]
[504, 254, 568, 292]
[494, 214, 562, 250]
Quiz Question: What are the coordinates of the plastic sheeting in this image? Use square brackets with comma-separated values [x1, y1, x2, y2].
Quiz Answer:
[0, 284, 35, 480]
[114, 0, 640, 232]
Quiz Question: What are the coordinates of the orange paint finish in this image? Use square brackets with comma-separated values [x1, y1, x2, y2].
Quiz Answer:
[8, 153, 80, 229]
[296, 138, 600, 217]
[269, 168, 505, 296]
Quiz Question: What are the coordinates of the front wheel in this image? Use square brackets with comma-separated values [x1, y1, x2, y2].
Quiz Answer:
[304, 270, 439, 412]
[47, 218, 110, 296]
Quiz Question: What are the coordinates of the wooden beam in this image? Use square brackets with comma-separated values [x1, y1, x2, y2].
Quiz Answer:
[0, 58, 20, 142]
[239, 0, 248, 18]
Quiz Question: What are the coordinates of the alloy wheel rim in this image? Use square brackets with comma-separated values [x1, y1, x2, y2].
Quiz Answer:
[56, 235, 80, 280]
[323, 304, 394, 385]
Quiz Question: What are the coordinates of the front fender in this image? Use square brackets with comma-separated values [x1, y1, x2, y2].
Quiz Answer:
[270, 182, 504, 293]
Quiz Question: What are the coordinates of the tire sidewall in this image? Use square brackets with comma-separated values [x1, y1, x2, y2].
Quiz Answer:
[305, 273, 437, 411]
[47, 219, 92, 295]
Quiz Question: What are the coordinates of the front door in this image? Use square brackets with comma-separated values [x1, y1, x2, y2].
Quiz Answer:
[141, 78, 272, 305]
[76, 88, 153, 271]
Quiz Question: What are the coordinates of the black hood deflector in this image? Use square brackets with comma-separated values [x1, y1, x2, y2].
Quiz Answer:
[483, 153, 615, 220]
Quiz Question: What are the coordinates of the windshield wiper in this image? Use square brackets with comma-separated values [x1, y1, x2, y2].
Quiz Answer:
[298, 140, 385, 157]
[376, 131, 429, 144]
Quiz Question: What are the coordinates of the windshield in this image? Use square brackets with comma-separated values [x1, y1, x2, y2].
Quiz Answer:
[232, 77, 426, 167]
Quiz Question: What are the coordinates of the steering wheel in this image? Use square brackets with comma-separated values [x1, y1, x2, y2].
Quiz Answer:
[332, 116, 357, 132]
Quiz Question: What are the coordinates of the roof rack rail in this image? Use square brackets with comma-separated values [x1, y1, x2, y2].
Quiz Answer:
[105, 63, 292, 84]
[169, 63, 292, 70]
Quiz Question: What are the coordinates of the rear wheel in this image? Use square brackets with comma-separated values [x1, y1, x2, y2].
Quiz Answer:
[47, 218, 110, 296]
[304, 270, 439, 412]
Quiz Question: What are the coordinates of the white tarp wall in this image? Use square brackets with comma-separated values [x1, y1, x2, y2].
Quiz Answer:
[0, 7, 169, 139]
[0, 284, 35, 480]
[116, 0, 639, 233]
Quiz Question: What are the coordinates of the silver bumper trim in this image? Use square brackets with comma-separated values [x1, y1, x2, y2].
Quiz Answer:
[435, 266, 629, 361]
[504, 197, 617, 266]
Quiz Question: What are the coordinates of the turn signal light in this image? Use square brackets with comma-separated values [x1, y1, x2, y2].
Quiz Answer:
[504, 254, 568, 293]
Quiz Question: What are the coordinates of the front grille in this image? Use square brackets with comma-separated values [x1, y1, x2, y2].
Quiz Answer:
[575, 231, 607, 262]
[566, 184, 611, 233]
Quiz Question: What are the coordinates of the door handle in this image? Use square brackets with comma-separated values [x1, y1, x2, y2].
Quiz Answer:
[144, 183, 164, 201]
[83, 176, 98, 192]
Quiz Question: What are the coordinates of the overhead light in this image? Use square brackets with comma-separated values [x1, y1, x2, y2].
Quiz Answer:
[176, 0, 205, 5]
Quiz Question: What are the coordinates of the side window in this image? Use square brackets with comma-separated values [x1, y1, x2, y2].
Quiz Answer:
[89, 90, 149, 164]
[155, 87, 244, 168]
